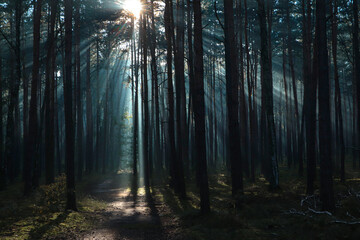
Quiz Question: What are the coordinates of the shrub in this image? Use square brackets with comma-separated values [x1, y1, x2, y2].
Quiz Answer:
[37, 174, 67, 212]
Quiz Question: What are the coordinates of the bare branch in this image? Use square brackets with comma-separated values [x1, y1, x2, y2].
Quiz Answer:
[214, 1, 224, 31]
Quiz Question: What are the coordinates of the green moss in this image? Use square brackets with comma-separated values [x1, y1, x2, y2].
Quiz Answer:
[0, 174, 109, 240]
[153, 167, 360, 240]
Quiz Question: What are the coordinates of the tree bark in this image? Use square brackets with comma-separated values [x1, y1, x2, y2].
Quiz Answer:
[45, 0, 57, 184]
[64, 0, 77, 211]
[353, 0, 360, 168]
[25, 0, 42, 195]
[316, 0, 334, 211]
[224, 0, 243, 197]
[75, 0, 84, 181]
[85, 30, 93, 174]
[193, 0, 210, 214]
[257, 0, 279, 188]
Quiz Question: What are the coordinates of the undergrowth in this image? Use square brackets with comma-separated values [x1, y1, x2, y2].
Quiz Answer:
[0, 174, 108, 240]
[153, 164, 360, 240]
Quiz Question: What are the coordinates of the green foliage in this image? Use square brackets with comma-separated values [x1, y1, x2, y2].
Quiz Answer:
[154, 168, 360, 240]
[0, 174, 107, 240]
[36, 174, 66, 212]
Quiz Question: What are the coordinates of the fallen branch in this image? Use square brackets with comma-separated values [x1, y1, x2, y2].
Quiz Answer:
[308, 207, 333, 216]
[301, 195, 316, 207]
[331, 220, 360, 225]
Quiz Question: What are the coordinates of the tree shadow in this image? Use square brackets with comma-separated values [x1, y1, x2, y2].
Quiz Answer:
[158, 187, 195, 214]
[28, 211, 69, 240]
[130, 174, 138, 207]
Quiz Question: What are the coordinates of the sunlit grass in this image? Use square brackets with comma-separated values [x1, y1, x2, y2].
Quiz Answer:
[0, 175, 108, 240]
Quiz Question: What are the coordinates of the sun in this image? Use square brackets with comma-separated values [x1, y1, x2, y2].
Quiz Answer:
[123, 0, 142, 18]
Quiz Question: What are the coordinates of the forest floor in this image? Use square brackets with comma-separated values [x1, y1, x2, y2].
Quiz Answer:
[1, 164, 360, 240]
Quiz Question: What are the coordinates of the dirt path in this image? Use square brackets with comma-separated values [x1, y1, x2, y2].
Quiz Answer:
[80, 174, 184, 240]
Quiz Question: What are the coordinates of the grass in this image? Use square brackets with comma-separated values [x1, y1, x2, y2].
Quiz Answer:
[1, 163, 360, 240]
[153, 164, 360, 240]
[0, 174, 108, 240]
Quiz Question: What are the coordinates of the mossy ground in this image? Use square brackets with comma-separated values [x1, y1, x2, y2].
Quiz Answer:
[1, 163, 360, 240]
[153, 163, 360, 240]
[0, 174, 108, 240]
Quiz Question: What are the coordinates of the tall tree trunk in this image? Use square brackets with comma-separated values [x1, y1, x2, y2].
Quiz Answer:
[285, 0, 301, 174]
[173, 0, 186, 197]
[95, 38, 101, 173]
[141, 11, 150, 190]
[257, 0, 279, 188]
[303, 0, 316, 195]
[282, 39, 292, 169]
[45, 0, 57, 184]
[132, 17, 139, 176]
[25, 0, 42, 195]
[85, 30, 93, 174]
[64, 0, 77, 211]
[193, 0, 210, 214]
[75, 0, 83, 181]
[331, 0, 345, 182]
[187, 0, 195, 175]
[316, 0, 334, 211]
[164, 0, 177, 189]
[150, 0, 161, 174]
[0, 53, 4, 190]
[224, 0, 243, 197]
[244, 0, 256, 182]
[354, 0, 360, 168]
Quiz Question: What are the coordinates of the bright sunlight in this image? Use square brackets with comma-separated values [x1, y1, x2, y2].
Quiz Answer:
[123, 0, 142, 18]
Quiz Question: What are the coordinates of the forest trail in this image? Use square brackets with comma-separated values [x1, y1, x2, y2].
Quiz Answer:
[80, 174, 183, 240]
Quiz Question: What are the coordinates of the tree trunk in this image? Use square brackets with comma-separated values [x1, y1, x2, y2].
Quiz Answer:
[45, 0, 57, 184]
[164, 0, 177, 189]
[0, 53, 4, 190]
[224, 0, 243, 197]
[193, 0, 210, 214]
[141, 11, 150, 190]
[64, 0, 77, 211]
[25, 0, 42, 195]
[316, 0, 334, 211]
[150, 0, 161, 174]
[85, 30, 93, 174]
[331, 0, 345, 182]
[354, 0, 360, 168]
[257, 0, 279, 188]
[75, 0, 83, 181]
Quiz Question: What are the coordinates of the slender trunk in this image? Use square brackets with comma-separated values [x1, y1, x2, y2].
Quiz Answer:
[286, 0, 301, 173]
[64, 0, 77, 211]
[75, 0, 83, 181]
[193, 0, 210, 213]
[0, 53, 4, 190]
[141, 12, 150, 190]
[45, 0, 57, 184]
[187, 0, 195, 174]
[224, 0, 243, 196]
[283, 39, 292, 169]
[317, 0, 334, 211]
[25, 0, 42, 195]
[132, 17, 139, 175]
[86, 30, 93, 174]
[331, 0, 345, 182]
[257, 0, 278, 188]
[303, 0, 316, 195]
[150, 0, 161, 174]
[353, 0, 360, 168]
[164, 0, 177, 189]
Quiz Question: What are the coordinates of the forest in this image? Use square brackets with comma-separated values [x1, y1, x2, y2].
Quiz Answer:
[0, 0, 360, 239]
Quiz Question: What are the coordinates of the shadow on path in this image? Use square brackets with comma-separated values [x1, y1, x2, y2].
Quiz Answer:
[82, 173, 164, 240]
